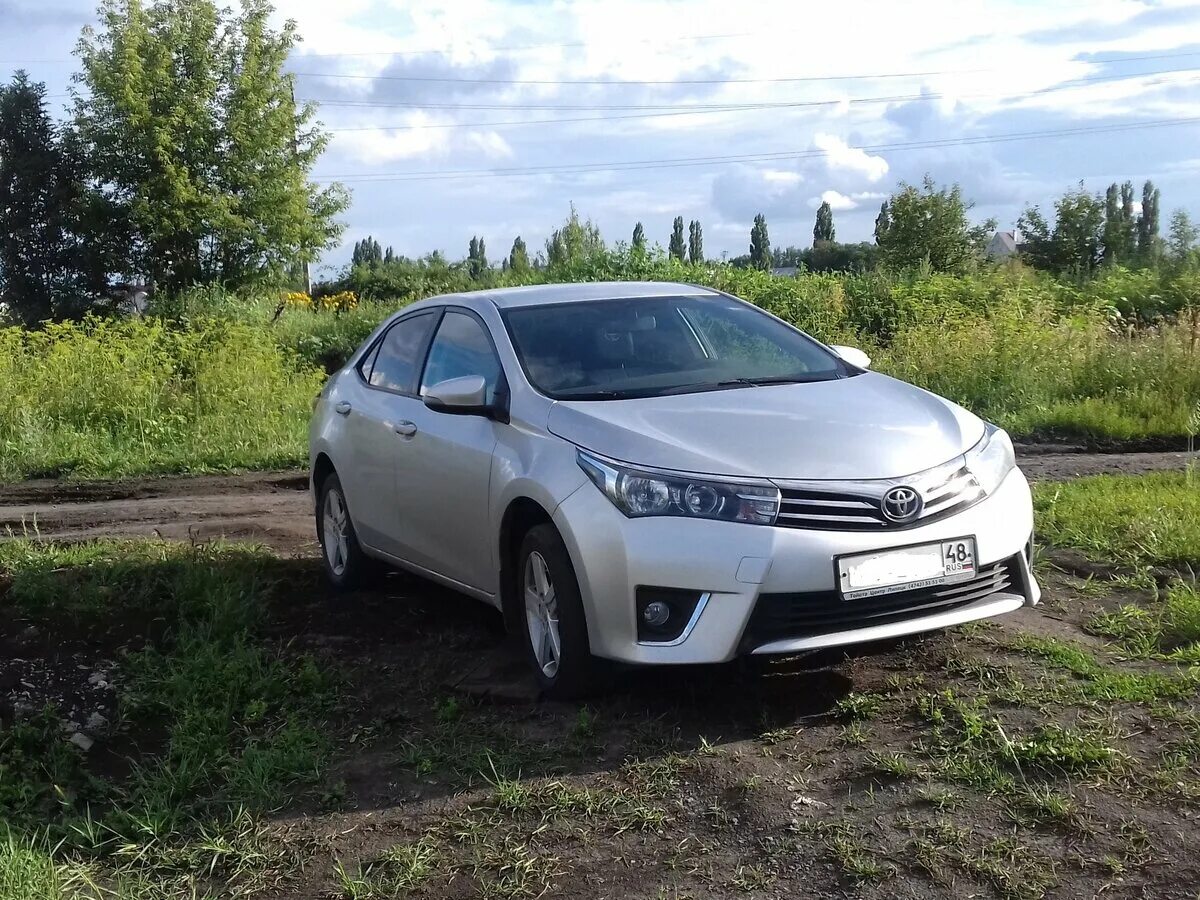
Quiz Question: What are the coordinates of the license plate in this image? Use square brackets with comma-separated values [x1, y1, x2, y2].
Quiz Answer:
[837, 538, 977, 601]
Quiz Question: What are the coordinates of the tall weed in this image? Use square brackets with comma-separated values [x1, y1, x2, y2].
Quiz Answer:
[0, 318, 324, 480]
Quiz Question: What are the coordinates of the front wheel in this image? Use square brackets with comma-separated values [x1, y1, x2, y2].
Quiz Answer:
[317, 473, 375, 591]
[518, 524, 606, 699]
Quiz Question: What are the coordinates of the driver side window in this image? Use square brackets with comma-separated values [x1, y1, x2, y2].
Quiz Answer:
[420, 311, 504, 404]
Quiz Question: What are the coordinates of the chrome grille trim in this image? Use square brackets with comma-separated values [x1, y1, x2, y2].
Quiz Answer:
[771, 456, 986, 531]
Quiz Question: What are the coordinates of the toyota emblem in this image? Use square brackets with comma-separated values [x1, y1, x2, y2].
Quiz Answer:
[881, 486, 922, 523]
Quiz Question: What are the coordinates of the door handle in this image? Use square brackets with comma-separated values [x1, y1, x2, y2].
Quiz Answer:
[394, 420, 418, 437]
[334, 401, 352, 416]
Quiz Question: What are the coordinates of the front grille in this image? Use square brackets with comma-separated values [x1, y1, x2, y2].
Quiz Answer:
[774, 463, 985, 531]
[742, 556, 1018, 649]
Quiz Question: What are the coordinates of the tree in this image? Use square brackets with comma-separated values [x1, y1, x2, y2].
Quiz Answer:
[467, 235, 487, 278]
[352, 237, 382, 267]
[1102, 182, 1136, 264]
[631, 222, 646, 253]
[508, 236, 530, 274]
[545, 204, 604, 266]
[1018, 184, 1106, 276]
[668, 216, 685, 261]
[813, 200, 835, 244]
[0, 72, 101, 324]
[1167, 210, 1198, 268]
[804, 241, 879, 273]
[874, 201, 891, 245]
[384, 246, 395, 265]
[687, 220, 703, 264]
[1137, 179, 1161, 263]
[749, 214, 771, 270]
[74, 0, 348, 293]
[876, 177, 994, 273]
[1053, 186, 1105, 275]
[772, 246, 805, 267]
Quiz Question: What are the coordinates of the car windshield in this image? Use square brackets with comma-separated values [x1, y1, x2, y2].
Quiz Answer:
[502, 294, 852, 400]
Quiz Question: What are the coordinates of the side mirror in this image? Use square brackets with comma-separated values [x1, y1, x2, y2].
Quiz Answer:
[830, 344, 871, 370]
[423, 375, 495, 417]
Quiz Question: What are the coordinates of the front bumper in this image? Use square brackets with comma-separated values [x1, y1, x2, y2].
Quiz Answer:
[552, 468, 1039, 665]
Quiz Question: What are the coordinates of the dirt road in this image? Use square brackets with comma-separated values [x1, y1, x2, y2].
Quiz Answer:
[0, 449, 1192, 552]
[0, 471, 315, 552]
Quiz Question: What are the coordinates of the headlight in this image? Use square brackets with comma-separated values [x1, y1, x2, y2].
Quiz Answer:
[577, 450, 780, 524]
[965, 424, 1015, 496]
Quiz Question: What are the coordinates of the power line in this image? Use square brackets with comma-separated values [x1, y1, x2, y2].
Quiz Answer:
[292, 27, 771, 59]
[312, 116, 1200, 184]
[43, 60, 1199, 124]
[297, 65, 1200, 113]
[312, 67, 1200, 132]
[0, 28, 805, 66]
[292, 49, 1200, 86]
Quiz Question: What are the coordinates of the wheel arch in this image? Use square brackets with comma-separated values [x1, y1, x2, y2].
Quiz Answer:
[312, 451, 336, 494]
[498, 496, 556, 635]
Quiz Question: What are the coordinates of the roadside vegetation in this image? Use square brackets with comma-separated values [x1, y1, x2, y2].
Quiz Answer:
[2, 257, 1199, 481]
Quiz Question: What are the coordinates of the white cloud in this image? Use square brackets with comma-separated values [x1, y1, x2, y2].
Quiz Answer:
[340, 124, 449, 164]
[812, 134, 889, 183]
[163, 0, 1200, 256]
[763, 170, 804, 184]
[466, 131, 515, 159]
[819, 190, 858, 211]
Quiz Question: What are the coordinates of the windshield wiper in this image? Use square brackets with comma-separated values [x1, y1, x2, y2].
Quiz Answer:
[556, 389, 635, 400]
[715, 375, 824, 387]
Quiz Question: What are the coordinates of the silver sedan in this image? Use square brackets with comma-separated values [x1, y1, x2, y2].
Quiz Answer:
[310, 282, 1039, 698]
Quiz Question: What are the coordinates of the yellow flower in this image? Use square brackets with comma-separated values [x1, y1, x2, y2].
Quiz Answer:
[283, 291, 314, 309]
[319, 291, 359, 312]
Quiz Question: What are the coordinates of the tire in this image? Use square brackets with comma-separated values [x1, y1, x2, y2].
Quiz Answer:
[316, 473, 376, 591]
[517, 523, 607, 700]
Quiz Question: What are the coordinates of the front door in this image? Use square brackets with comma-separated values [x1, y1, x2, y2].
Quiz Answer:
[392, 308, 505, 593]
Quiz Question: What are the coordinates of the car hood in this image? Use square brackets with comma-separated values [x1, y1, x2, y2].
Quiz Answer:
[547, 373, 986, 481]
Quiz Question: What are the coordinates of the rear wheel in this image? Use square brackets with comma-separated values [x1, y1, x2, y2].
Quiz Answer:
[518, 524, 606, 699]
[317, 473, 375, 591]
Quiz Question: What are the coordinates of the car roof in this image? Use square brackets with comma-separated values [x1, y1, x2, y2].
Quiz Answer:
[436, 281, 721, 311]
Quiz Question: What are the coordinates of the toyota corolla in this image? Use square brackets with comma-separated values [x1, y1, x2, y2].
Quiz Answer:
[309, 282, 1039, 698]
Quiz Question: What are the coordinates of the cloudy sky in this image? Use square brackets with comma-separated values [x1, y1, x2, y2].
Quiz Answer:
[3, 0, 1200, 273]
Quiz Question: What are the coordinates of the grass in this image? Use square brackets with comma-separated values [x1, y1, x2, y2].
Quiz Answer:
[330, 772, 673, 899]
[334, 839, 439, 899]
[914, 689, 1124, 791]
[1011, 634, 1199, 702]
[1089, 582, 1200, 663]
[1008, 785, 1087, 833]
[0, 317, 324, 481]
[0, 540, 333, 897]
[1033, 472, 1200, 569]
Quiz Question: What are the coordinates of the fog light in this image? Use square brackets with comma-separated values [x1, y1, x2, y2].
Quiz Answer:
[642, 600, 671, 627]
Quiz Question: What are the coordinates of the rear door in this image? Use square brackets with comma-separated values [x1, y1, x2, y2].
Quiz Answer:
[339, 310, 437, 555]
[392, 308, 505, 592]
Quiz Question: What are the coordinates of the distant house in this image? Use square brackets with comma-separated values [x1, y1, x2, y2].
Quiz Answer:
[987, 231, 1017, 260]
[771, 266, 799, 278]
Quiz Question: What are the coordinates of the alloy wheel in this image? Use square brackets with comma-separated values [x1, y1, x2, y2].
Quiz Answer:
[323, 487, 350, 577]
[524, 550, 561, 679]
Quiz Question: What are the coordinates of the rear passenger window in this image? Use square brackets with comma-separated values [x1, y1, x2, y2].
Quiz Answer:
[357, 342, 381, 380]
[369, 313, 435, 393]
